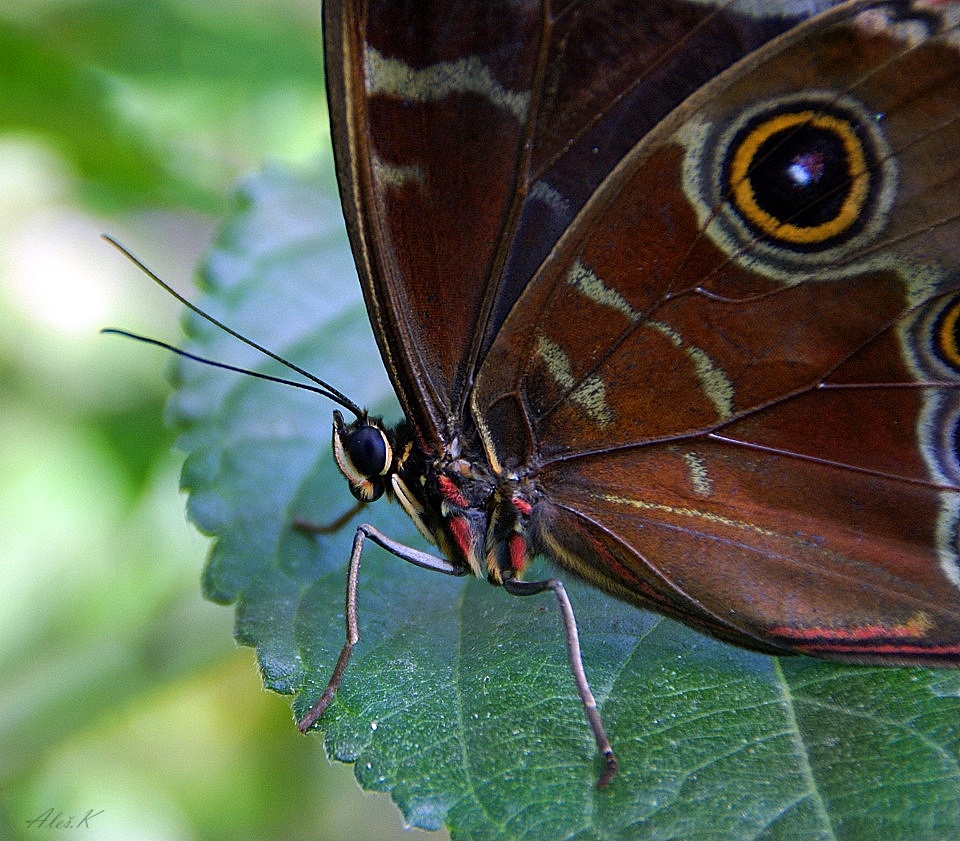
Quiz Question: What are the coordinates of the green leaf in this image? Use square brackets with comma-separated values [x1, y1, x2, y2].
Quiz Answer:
[172, 164, 960, 840]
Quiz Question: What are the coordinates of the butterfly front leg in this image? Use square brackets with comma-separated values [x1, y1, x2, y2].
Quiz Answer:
[297, 522, 469, 733]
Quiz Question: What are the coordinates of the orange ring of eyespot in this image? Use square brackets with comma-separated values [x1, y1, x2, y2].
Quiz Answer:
[728, 110, 869, 245]
[937, 298, 960, 369]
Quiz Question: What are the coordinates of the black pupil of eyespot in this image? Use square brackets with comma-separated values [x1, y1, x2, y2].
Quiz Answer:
[349, 426, 387, 477]
[749, 125, 849, 227]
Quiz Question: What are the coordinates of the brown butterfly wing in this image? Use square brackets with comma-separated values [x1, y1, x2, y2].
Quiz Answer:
[322, 0, 842, 450]
[472, 3, 960, 661]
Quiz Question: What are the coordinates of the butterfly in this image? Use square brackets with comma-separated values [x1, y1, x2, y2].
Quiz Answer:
[114, 0, 960, 788]
[290, 0, 960, 784]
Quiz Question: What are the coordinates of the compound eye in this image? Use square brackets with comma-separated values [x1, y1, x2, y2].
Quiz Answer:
[347, 425, 389, 478]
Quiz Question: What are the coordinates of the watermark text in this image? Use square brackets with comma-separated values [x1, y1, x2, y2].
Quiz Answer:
[26, 808, 104, 830]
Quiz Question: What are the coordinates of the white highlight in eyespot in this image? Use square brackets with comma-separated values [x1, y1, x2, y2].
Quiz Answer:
[365, 46, 530, 121]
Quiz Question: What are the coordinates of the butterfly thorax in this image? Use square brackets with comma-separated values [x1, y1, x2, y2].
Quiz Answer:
[333, 409, 538, 584]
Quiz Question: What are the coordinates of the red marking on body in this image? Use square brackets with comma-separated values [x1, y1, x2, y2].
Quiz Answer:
[448, 515, 475, 561]
[511, 496, 532, 517]
[438, 475, 470, 509]
[508, 533, 527, 572]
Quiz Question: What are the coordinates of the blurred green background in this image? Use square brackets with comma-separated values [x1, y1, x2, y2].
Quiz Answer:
[0, 1, 448, 838]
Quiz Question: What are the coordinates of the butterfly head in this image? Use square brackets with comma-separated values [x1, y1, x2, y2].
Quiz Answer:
[332, 409, 394, 503]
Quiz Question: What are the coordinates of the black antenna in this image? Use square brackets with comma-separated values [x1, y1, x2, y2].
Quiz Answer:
[101, 234, 364, 419]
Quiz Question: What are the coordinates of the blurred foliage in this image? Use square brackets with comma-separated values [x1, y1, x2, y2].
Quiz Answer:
[0, 0, 327, 211]
[0, 0, 447, 838]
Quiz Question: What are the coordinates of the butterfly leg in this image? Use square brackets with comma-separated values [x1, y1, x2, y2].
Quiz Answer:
[297, 523, 468, 733]
[503, 577, 618, 788]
